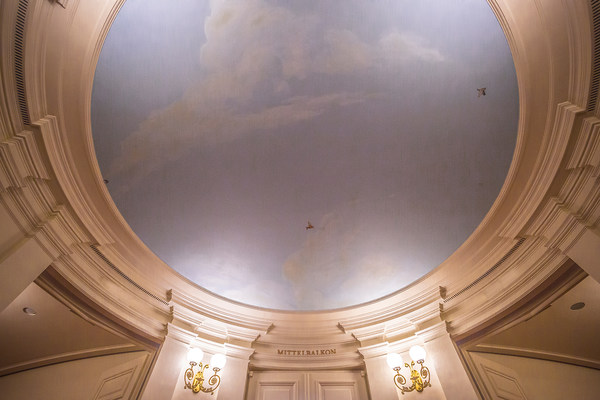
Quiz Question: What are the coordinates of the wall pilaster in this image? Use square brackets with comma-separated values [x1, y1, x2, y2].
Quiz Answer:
[359, 342, 399, 400]
[216, 344, 255, 399]
[417, 322, 479, 400]
[141, 323, 196, 400]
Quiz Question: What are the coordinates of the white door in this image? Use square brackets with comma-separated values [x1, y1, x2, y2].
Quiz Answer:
[247, 371, 369, 400]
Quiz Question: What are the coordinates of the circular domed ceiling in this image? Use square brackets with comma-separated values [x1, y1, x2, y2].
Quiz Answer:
[92, 0, 518, 310]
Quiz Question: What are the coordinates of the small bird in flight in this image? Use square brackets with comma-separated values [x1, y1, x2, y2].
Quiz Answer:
[477, 87, 487, 97]
[306, 221, 314, 230]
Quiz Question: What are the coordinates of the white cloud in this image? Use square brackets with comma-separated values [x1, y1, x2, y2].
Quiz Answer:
[176, 250, 297, 309]
[337, 254, 401, 304]
[201, 0, 319, 81]
[282, 208, 362, 309]
[219, 278, 296, 309]
[378, 30, 445, 64]
[108, 0, 445, 190]
[107, 90, 368, 187]
[280, 193, 428, 309]
[316, 29, 374, 75]
[235, 92, 367, 131]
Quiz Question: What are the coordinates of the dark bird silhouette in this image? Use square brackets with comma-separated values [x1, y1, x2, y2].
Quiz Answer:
[477, 87, 487, 97]
[306, 221, 314, 230]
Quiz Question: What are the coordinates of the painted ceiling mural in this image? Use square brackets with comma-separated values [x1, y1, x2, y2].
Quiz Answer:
[92, 0, 518, 310]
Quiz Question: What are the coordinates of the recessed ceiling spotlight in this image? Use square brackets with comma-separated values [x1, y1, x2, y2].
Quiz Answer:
[570, 302, 585, 311]
[22, 307, 37, 316]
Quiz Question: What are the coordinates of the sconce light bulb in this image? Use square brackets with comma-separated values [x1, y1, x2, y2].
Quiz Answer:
[210, 353, 227, 370]
[187, 347, 204, 363]
[386, 352, 403, 369]
[409, 345, 426, 362]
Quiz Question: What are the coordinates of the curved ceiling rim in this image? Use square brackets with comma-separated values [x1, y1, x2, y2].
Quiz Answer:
[24, 0, 591, 322]
[92, 0, 519, 310]
[84, 0, 518, 306]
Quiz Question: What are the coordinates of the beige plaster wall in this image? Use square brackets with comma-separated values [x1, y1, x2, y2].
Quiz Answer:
[141, 336, 189, 400]
[169, 352, 250, 400]
[0, 351, 150, 400]
[362, 352, 447, 400]
[424, 333, 478, 400]
[470, 352, 600, 400]
[0, 209, 54, 312]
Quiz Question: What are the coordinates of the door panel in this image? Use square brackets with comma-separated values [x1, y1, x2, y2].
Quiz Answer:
[258, 385, 297, 400]
[247, 371, 368, 400]
[257, 382, 299, 400]
[311, 372, 364, 400]
[249, 371, 305, 400]
[316, 383, 356, 400]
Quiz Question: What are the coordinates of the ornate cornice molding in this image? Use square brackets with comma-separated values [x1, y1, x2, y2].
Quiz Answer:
[0, 0, 597, 371]
[0, 129, 49, 187]
[33, 116, 113, 244]
[499, 102, 587, 239]
[451, 260, 586, 346]
[224, 343, 255, 361]
[357, 342, 389, 360]
[165, 322, 197, 345]
[169, 289, 272, 345]
[416, 321, 449, 343]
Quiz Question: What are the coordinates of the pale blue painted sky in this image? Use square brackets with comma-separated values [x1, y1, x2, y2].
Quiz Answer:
[92, 0, 518, 310]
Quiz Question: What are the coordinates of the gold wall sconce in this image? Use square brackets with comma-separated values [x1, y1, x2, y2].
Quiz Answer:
[387, 345, 431, 394]
[183, 348, 227, 395]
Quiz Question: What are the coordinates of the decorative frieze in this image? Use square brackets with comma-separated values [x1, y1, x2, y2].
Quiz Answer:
[276, 348, 337, 356]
